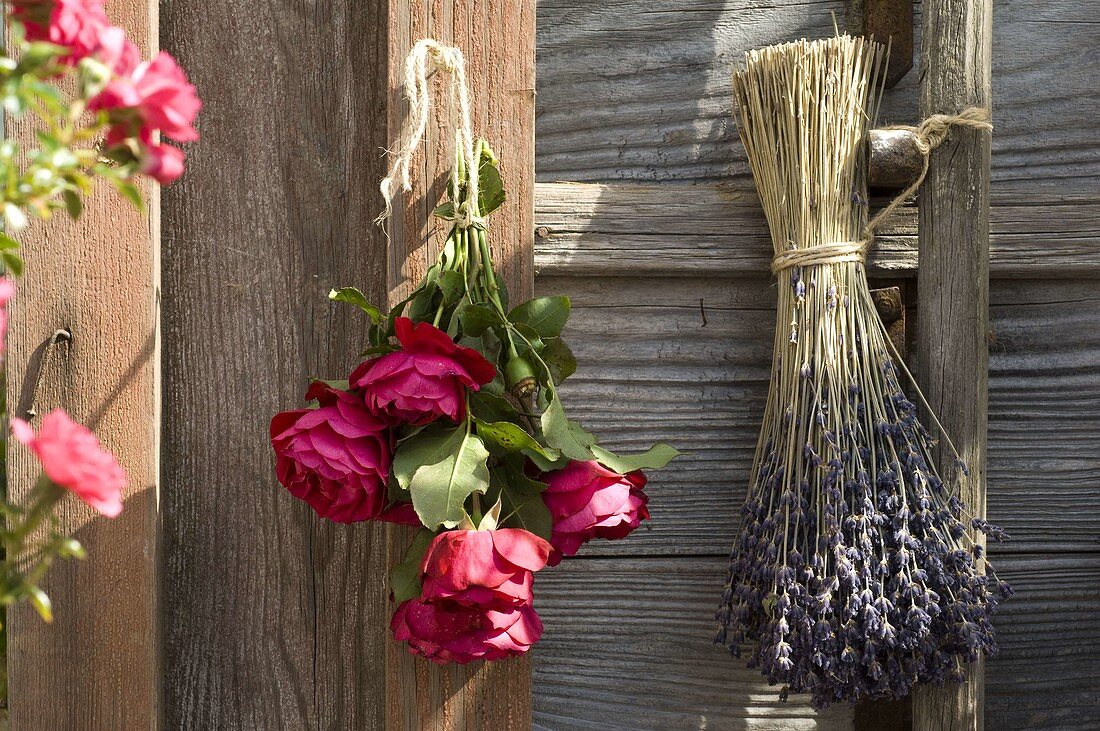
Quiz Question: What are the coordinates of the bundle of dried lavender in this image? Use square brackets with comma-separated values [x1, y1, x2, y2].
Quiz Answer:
[714, 35, 1011, 708]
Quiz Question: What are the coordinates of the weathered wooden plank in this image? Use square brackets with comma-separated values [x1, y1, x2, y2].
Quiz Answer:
[533, 553, 1100, 730]
[161, 1, 390, 727]
[535, 0, 1100, 194]
[382, 4, 537, 729]
[5, 2, 160, 727]
[912, 0, 993, 724]
[533, 557, 854, 730]
[532, 182, 1100, 278]
[532, 275, 1100, 557]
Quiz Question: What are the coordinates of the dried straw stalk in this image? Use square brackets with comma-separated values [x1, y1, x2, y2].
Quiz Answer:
[715, 35, 1008, 708]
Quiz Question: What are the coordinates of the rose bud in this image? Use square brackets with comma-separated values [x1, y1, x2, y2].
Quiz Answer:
[270, 381, 414, 524]
[390, 597, 543, 664]
[541, 460, 650, 565]
[420, 528, 553, 607]
[350, 317, 496, 426]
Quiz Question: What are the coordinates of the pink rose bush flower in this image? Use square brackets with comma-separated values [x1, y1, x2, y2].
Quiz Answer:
[351, 317, 496, 425]
[12, 0, 109, 63]
[542, 460, 650, 565]
[392, 528, 551, 663]
[12, 409, 126, 518]
[271, 381, 417, 524]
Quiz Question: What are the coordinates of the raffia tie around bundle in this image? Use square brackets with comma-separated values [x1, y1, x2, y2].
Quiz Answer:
[769, 107, 993, 275]
[377, 39, 482, 230]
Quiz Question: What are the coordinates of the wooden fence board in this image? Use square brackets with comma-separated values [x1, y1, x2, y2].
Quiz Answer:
[536, 0, 1099, 194]
[160, 1, 390, 727]
[532, 554, 1100, 730]
[5, 1, 160, 727]
[381, 2, 537, 729]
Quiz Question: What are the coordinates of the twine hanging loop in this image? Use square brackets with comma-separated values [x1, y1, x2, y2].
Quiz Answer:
[377, 39, 480, 229]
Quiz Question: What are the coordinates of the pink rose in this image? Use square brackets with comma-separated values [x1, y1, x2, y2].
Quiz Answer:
[391, 597, 542, 664]
[420, 528, 552, 606]
[11, 409, 125, 518]
[91, 51, 201, 142]
[13, 0, 109, 63]
[90, 24, 139, 75]
[0, 277, 15, 357]
[350, 317, 496, 426]
[270, 381, 413, 524]
[542, 460, 650, 565]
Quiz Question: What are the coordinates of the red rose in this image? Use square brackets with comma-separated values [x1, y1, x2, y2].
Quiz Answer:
[12, 409, 126, 518]
[542, 460, 649, 565]
[390, 597, 542, 664]
[270, 381, 414, 524]
[420, 528, 552, 606]
[350, 317, 495, 426]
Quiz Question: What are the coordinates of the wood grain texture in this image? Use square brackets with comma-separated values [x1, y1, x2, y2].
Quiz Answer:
[536, 0, 1098, 193]
[532, 554, 1100, 730]
[5, 1, 160, 727]
[533, 182, 1100, 278]
[912, 0, 993, 725]
[531, 275, 1100, 558]
[382, 2, 536, 729]
[160, 1, 391, 727]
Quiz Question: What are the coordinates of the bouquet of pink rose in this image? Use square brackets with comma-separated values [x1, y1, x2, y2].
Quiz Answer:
[270, 40, 676, 664]
[0, 0, 200, 623]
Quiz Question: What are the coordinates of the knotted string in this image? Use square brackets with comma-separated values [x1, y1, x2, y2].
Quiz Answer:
[770, 107, 993, 274]
[377, 39, 481, 229]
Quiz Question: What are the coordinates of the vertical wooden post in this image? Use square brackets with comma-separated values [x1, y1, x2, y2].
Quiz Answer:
[161, 1, 391, 727]
[912, 0, 993, 728]
[5, 1, 161, 727]
[382, 3, 536, 729]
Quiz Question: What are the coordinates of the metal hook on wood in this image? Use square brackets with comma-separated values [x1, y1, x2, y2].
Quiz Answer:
[24, 328, 72, 420]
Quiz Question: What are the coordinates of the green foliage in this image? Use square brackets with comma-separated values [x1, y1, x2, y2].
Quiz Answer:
[390, 529, 436, 605]
[394, 425, 491, 530]
[508, 296, 570, 339]
[329, 287, 383, 324]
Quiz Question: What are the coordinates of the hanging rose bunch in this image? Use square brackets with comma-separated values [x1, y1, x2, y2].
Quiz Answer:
[0, 0, 200, 622]
[271, 128, 677, 663]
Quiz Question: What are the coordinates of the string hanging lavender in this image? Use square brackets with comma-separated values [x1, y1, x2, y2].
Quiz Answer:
[714, 35, 1011, 708]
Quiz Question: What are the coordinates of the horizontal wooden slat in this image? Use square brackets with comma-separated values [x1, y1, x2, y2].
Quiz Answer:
[533, 182, 1100, 278]
[532, 554, 1100, 730]
[533, 276, 1100, 556]
[536, 0, 1100, 194]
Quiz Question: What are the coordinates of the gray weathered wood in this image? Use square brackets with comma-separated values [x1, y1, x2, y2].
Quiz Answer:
[532, 554, 1100, 730]
[382, 4, 537, 729]
[533, 275, 1100, 558]
[536, 0, 1099, 194]
[5, 1, 160, 727]
[912, 0, 993, 725]
[161, 1, 390, 726]
[533, 182, 1100, 278]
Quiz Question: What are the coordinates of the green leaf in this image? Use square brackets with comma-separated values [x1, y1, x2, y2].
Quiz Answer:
[510, 322, 544, 357]
[459, 303, 502, 336]
[433, 202, 455, 220]
[476, 419, 561, 463]
[437, 270, 465, 306]
[328, 287, 383, 324]
[589, 443, 680, 474]
[394, 425, 491, 529]
[110, 178, 145, 211]
[406, 283, 438, 322]
[541, 338, 577, 385]
[469, 391, 521, 425]
[508, 296, 570, 338]
[488, 465, 552, 540]
[0, 231, 21, 250]
[539, 392, 596, 461]
[477, 154, 506, 216]
[1, 249, 24, 277]
[62, 189, 83, 220]
[390, 529, 435, 605]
